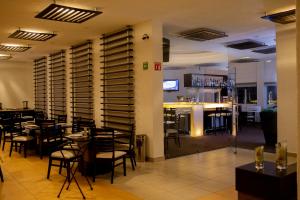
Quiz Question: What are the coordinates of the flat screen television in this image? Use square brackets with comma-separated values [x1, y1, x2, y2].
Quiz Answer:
[163, 79, 179, 91]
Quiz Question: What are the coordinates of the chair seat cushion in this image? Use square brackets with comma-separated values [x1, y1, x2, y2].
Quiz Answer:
[13, 136, 34, 141]
[5, 132, 18, 137]
[63, 144, 80, 150]
[43, 137, 66, 143]
[96, 151, 126, 159]
[166, 129, 177, 134]
[51, 150, 75, 159]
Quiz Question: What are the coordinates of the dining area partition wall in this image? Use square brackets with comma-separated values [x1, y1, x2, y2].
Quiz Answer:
[49, 50, 66, 120]
[100, 26, 135, 133]
[70, 41, 93, 120]
[34, 57, 47, 115]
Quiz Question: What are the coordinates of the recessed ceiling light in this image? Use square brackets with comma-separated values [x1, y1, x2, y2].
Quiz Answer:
[266, 60, 272, 63]
[9, 29, 56, 41]
[241, 57, 251, 59]
[0, 54, 12, 60]
[0, 44, 31, 52]
[35, 3, 102, 23]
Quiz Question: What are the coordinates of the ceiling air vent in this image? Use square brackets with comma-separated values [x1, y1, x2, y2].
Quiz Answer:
[252, 46, 276, 54]
[177, 28, 227, 41]
[261, 9, 296, 24]
[231, 58, 260, 63]
[226, 39, 266, 50]
[164, 66, 187, 70]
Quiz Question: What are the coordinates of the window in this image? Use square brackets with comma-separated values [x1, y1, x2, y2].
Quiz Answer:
[237, 86, 257, 104]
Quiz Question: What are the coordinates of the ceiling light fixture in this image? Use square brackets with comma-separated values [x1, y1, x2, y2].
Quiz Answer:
[252, 46, 276, 54]
[0, 54, 12, 60]
[9, 29, 56, 41]
[177, 28, 227, 42]
[0, 44, 31, 52]
[261, 9, 296, 24]
[35, 3, 102, 23]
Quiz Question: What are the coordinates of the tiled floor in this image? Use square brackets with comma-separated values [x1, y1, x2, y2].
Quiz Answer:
[0, 146, 296, 200]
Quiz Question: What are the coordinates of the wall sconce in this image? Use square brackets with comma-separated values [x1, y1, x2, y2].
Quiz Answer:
[142, 34, 149, 40]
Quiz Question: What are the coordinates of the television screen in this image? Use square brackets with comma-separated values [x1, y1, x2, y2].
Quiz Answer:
[163, 80, 179, 91]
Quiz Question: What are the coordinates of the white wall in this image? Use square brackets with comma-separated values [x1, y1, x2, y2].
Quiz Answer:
[0, 61, 34, 109]
[163, 67, 227, 102]
[276, 25, 297, 154]
[134, 20, 164, 160]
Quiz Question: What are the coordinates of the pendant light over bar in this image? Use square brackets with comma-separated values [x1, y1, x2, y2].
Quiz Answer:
[0, 44, 31, 52]
[35, 3, 102, 23]
[9, 29, 56, 41]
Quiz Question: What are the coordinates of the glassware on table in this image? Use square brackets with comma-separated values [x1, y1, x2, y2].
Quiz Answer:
[276, 141, 287, 170]
[254, 146, 264, 170]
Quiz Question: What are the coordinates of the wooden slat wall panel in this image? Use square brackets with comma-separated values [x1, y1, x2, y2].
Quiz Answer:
[71, 41, 93, 120]
[101, 26, 135, 133]
[34, 57, 47, 115]
[49, 50, 66, 119]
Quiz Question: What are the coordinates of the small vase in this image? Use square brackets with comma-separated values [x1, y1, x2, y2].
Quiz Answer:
[254, 146, 264, 170]
[276, 142, 287, 170]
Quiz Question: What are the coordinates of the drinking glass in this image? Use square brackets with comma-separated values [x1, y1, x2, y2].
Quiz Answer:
[276, 142, 287, 170]
[255, 146, 264, 170]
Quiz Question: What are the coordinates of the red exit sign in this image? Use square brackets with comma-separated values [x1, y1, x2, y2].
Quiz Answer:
[154, 62, 161, 71]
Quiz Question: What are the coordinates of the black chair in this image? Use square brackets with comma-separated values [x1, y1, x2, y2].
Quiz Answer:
[72, 117, 82, 133]
[115, 124, 136, 170]
[92, 128, 126, 184]
[1, 115, 22, 151]
[47, 141, 77, 181]
[9, 128, 34, 158]
[57, 115, 67, 123]
[164, 108, 180, 150]
[34, 111, 45, 126]
[39, 120, 64, 159]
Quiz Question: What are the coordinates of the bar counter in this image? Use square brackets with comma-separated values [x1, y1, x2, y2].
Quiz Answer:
[163, 102, 234, 136]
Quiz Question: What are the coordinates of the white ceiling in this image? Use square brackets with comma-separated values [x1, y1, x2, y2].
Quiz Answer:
[0, 0, 295, 64]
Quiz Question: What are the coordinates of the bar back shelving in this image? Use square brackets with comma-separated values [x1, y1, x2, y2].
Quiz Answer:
[34, 57, 47, 115]
[100, 26, 135, 133]
[49, 50, 66, 120]
[70, 41, 93, 120]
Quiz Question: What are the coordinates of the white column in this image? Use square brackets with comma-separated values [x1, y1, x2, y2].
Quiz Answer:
[134, 20, 164, 161]
[276, 24, 297, 153]
[296, 1, 300, 199]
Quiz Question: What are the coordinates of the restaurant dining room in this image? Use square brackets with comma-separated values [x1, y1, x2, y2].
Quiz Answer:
[0, 0, 299, 200]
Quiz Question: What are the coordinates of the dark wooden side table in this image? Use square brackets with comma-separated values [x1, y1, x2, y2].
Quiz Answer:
[236, 161, 297, 200]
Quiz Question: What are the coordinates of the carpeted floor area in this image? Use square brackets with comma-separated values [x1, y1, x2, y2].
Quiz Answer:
[165, 125, 275, 159]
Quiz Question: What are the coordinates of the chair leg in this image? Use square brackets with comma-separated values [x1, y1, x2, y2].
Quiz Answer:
[47, 158, 52, 179]
[130, 156, 135, 170]
[123, 157, 126, 176]
[9, 141, 13, 157]
[59, 161, 63, 175]
[18, 143, 22, 153]
[0, 166, 3, 182]
[24, 143, 27, 158]
[66, 162, 71, 182]
[93, 160, 96, 182]
[2, 136, 5, 151]
[111, 161, 114, 184]
[0, 130, 2, 146]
